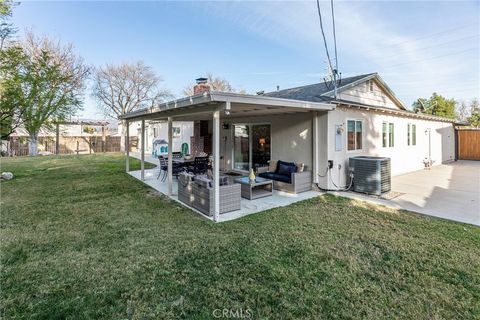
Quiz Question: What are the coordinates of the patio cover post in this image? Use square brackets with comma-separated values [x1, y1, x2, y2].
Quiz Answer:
[125, 120, 130, 173]
[312, 111, 319, 184]
[140, 119, 145, 181]
[212, 109, 220, 222]
[167, 117, 173, 196]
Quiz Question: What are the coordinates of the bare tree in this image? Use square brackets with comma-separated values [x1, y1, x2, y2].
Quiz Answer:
[92, 61, 170, 150]
[183, 73, 244, 96]
[456, 100, 471, 122]
[92, 61, 170, 119]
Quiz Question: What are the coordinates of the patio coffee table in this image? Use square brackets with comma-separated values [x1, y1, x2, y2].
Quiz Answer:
[234, 176, 273, 200]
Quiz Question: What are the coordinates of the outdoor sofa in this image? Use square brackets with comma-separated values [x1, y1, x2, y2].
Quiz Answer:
[177, 172, 241, 216]
[257, 160, 312, 194]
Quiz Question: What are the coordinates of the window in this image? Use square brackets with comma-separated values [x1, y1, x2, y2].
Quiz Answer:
[368, 80, 374, 92]
[347, 120, 363, 151]
[382, 122, 388, 147]
[408, 124, 416, 146]
[153, 127, 158, 138]
[383, 122, 394, 147]
[389, 123, 394, 147]
[173, 127, 181, 138]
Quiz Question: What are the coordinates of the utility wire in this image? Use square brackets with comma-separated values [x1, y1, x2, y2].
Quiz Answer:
[330, 0, 338, 72]
[316, 0, 334, 74]
[366, 34, 479, 60]
[380, 47, 477, 69]
[360, 23, 478, 55]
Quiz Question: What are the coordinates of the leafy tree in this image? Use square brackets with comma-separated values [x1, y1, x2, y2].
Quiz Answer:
[0, 45, 28, 140]
[2, 32, 89, 155]
[412, 93, 456, 119]
[0, 0, 18, 49]
[183, 73, 244, 96]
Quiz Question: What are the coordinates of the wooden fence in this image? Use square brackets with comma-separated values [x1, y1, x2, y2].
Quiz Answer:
[456, 129, 480, 160]
[7, 136, 138, 156]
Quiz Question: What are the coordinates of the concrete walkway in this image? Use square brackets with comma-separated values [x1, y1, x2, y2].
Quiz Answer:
[334, 161, 480, 226]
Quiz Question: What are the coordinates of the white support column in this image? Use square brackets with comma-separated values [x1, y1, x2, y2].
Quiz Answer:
[125, 120, 130, 173]
[312, 112, 319, 184]
[167, 117, 173, 196]
[140, 119, 145, 181]
[212, 109, 220, 222]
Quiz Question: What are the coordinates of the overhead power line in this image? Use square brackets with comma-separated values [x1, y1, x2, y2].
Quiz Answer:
[360, 23, 478, 55]
[330, 0, 339, 72]
[316, 0, 333, 73]
[316, 0, 341, 99]
[380, 47, 477, 69]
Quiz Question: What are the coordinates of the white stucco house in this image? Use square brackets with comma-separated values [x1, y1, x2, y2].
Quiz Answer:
[120, 73, 456, 221]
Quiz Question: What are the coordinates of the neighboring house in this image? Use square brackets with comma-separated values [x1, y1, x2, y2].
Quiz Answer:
[118, 120, 193, 155]
[8, 119, 119, 155]
[11, 119, 117, 138]
[121, 73, 456, 192]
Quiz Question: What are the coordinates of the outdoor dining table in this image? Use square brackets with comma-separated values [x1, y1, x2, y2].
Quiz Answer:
[172, 157, 195, 164]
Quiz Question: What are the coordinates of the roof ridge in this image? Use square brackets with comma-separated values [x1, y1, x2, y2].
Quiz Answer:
[264, 72, 377, 95]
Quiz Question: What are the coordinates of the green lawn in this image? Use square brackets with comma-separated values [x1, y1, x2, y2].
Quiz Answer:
[1, 154, 479, 319]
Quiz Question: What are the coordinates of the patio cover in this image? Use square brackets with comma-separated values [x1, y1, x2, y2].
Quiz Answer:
[119, 91, 334, 222]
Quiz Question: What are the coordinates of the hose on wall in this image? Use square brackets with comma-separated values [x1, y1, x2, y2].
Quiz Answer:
[316, 165, 354, 192]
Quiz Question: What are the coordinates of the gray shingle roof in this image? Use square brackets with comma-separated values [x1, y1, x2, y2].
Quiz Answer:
[263, 73, 376, 103]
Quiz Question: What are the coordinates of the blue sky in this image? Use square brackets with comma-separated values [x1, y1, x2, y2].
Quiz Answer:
[12, 0, 480, 119]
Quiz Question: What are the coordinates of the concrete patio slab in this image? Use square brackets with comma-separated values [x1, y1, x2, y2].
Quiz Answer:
[333, 161, 480, 226]
[128, 168, 322, 222]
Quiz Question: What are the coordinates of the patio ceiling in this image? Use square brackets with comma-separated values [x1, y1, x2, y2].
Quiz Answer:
[119, 91, 335, 122]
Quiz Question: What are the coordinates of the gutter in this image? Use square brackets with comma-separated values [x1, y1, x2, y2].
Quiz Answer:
[333, 101, 456, 123]
[119, 91, 334, 121]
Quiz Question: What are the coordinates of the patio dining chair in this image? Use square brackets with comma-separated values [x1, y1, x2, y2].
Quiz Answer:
[188, 156, 209, 175]
[157, 156, 185, 182]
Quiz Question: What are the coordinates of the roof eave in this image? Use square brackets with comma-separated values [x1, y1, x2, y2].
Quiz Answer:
[335, 101, 456, 123]
[119, 91, 334, 121]
[322, 73, 408, 110]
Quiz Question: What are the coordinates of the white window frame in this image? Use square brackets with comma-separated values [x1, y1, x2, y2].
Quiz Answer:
[368, 80, 374, 92]
[231, 122, 272, 172]
[407, 123, 416, 146]
[346, 119, 364, 152]
[172, 126, 181, 138]
[382, 121, 395, 148]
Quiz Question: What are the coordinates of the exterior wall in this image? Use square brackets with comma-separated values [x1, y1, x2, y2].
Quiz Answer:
[220, 112, 315, 172]
[339, 79, 402, 110]
[318, 106, 455, 189]
[120, 121, 193, 154]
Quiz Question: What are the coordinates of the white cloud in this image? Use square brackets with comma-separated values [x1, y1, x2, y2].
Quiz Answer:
[200, 1, 480, 106]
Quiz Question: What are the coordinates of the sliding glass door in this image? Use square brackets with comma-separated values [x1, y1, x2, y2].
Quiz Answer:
[233, 125, 249, 171]
[233, 124, 270, 171]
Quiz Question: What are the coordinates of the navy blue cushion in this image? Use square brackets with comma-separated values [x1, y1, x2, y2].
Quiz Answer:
[277, 161, 296, 176]
[258, 172, 291, 184]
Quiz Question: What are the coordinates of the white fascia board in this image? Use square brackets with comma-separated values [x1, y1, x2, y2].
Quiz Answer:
[209, 91, 335, 111]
